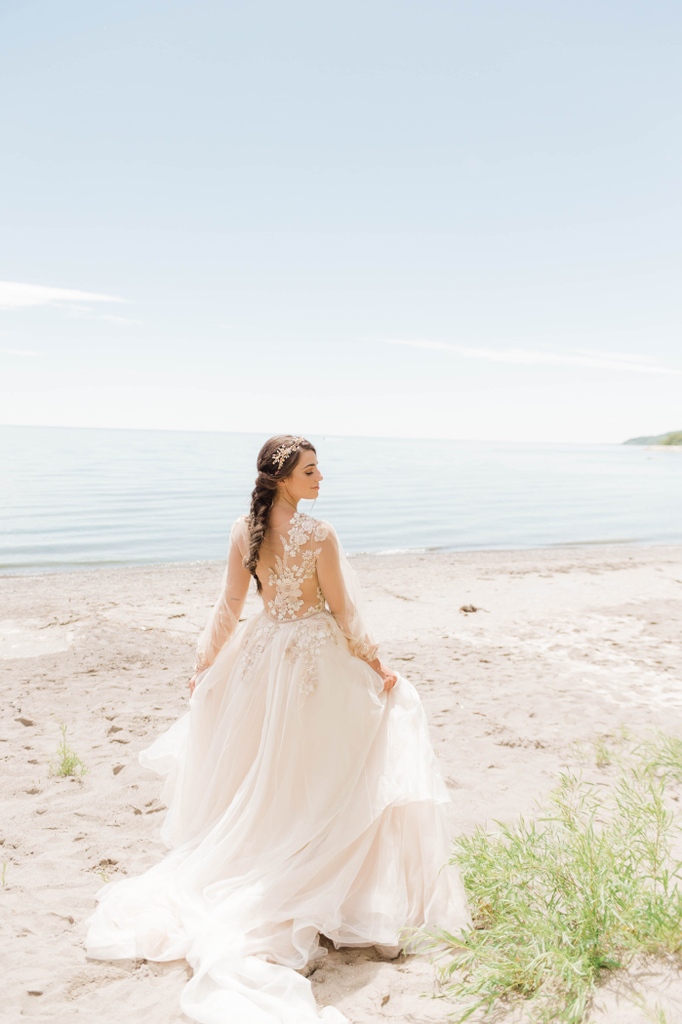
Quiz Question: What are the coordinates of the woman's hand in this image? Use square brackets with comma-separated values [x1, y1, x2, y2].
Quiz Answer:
[189, 662, 211, 697]
[370, 658, 398, 693]
[188, 667, 206, 700]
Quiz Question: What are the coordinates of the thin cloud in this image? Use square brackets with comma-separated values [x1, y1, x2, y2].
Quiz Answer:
[0, 280, 125, 311]
[387, 340, 682, 376]
[0, 348, 39, 357]
[98, 314, 144, 326]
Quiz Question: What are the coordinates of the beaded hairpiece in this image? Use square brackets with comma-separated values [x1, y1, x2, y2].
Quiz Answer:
[271, 436, 306, 471]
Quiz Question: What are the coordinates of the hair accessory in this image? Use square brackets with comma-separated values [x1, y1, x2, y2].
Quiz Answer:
[272, 436, 306, 471]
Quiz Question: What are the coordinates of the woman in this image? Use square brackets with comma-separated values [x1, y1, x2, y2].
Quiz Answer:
[86, 435, 470, 1024]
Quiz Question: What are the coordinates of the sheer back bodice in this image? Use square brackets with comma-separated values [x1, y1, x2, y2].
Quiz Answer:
[255, 511, 330, 621]
[194, 510, 379, 673]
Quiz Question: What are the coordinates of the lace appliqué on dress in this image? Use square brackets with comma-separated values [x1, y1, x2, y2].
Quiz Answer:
[284, 616, 339, 700]
[267, 513, 329, 622]
[241, 617, 278, 673]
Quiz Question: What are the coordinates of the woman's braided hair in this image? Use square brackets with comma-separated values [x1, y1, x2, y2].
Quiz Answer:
[244, 435, 316, 593]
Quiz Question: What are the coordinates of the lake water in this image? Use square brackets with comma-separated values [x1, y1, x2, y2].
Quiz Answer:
[1, 425, 681, 573]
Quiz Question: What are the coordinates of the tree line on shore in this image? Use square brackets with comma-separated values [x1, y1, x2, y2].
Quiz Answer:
[624, 430, 682, 445]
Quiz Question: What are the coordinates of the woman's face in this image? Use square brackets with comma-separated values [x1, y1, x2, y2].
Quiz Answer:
[280, 449, 323, 503]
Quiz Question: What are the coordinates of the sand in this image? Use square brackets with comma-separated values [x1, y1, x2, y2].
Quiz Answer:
[2, 542, 682, 1023]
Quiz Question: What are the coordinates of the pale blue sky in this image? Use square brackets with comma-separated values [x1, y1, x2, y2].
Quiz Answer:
[1, 1, 680, 441]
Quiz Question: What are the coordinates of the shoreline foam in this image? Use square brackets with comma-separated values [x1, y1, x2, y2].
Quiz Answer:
[2, 534, 681, 578]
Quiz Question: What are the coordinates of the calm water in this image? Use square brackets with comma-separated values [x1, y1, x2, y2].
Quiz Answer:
[1, 426, 681, 573]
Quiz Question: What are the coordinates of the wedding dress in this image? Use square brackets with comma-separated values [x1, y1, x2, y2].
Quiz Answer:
[85, 511, 470, 1024]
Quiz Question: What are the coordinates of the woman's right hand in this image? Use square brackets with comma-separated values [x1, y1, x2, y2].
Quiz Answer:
[370, 659, 398, 693]
[188, 673, 199, 696]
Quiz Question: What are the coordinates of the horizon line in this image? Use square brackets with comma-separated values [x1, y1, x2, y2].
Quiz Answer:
[0, 421, 660, 446]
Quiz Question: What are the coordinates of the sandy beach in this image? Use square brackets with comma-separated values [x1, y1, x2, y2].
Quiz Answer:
[2, 542, 682, 1023]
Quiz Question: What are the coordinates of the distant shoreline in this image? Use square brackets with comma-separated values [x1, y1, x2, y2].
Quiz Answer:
[624, 430, 682, 446]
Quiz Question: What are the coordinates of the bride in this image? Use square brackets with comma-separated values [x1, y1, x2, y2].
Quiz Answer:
[85, 435, 470, 1024]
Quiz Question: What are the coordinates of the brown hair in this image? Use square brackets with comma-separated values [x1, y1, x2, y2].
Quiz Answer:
[244, 435, 316, 592]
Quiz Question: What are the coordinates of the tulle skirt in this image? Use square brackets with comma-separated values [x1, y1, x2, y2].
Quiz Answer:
[85, 610, 470, 1024]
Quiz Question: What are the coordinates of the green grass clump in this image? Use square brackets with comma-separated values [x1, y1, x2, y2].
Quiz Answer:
[50, 721, 88, 777]
[431, 737, 682, 1024]
[636, 733, 682, 782]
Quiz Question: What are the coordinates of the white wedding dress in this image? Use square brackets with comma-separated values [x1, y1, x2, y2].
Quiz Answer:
[85, 511, 470, 1023]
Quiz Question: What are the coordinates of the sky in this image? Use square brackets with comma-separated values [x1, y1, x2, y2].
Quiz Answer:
[1, 0, 681, 443]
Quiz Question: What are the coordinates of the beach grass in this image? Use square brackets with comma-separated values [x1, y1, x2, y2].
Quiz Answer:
[429, 734, 682, 1023]
[49, 721, 88, 778]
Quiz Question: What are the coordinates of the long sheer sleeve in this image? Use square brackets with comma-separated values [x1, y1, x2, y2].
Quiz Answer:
[316, 523, 379, 664]
[194, 517, 251, 673]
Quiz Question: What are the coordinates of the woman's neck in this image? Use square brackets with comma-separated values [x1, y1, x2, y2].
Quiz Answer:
[272, 495, 299, 516]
